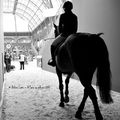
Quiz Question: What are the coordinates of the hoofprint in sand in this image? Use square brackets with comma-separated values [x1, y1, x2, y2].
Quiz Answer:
[1, 60, 120, 120]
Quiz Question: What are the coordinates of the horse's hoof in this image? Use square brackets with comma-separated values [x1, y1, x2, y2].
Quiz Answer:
[64, 97, 69, 103]
[96, 115, 103, 120]
[95, 111, 103, 120]
[75, 111, 82, 119]
[59, 102, 64, 107]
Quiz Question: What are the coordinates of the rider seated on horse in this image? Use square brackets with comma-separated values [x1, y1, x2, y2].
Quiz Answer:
[48, 1, 78, 67]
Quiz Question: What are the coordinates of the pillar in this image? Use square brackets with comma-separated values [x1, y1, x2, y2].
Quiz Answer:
[0, 0, 4, 105]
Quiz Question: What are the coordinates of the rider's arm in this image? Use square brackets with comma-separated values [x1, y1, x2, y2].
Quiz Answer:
[74, 16, 78, 33]
[59, 14, 63, 34]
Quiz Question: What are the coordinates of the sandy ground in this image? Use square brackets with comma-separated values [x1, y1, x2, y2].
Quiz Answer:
[1, 60, 120, 120]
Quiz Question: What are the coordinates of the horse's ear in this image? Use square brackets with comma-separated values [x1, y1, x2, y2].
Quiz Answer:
[53, 24, 57, 29]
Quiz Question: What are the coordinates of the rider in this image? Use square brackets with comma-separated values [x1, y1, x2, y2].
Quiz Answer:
[48, 1, 78, 67]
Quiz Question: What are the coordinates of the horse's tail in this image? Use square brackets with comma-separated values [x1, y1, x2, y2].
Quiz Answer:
[96, 37, 113, 104]
[96, 32, 104, 36]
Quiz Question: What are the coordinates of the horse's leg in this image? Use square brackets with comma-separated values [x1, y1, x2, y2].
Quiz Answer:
[64, 73, 72, 103]
[75, 68, 103, 120]
[75, 88, 88, 119]
[56, 67, 64, 107]
[88, 86, 103, 120]
[76, 84, 103, 120]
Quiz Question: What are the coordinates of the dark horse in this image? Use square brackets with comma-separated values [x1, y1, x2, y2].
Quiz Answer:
[52, 24, 113, 120]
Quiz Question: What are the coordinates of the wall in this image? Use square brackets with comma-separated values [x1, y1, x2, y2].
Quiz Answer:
[41, 28, 56, 73]
[37, 17, 57, 73]
[72, 0, 120, 92]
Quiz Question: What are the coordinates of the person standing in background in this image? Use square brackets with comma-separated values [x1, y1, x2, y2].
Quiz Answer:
[4, 52, 12, 72]
[19, 52, 25, 70]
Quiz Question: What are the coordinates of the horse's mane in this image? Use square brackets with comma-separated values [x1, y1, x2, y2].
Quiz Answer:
[76, 32, 104, 37]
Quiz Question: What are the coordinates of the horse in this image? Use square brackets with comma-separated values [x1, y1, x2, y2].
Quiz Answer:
[52, 24, 113, 120]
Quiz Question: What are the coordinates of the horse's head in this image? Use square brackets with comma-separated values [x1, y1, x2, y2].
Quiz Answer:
[53, 24, 59, 38]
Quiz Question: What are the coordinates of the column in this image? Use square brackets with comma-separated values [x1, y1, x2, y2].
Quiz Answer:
[0, 0, 4, 105]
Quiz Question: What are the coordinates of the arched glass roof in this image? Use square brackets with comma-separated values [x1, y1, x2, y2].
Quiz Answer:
[3, 0, 65, 32]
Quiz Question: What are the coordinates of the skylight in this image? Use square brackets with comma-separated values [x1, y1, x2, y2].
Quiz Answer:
[3, 0, 65, 32]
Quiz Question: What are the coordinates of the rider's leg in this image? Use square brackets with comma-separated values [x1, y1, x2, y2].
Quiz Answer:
[48, 35, 66, 66]
[48, 44, 56, 66]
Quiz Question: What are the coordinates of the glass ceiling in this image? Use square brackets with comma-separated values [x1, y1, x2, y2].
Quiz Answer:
[3, 0, 65, 32]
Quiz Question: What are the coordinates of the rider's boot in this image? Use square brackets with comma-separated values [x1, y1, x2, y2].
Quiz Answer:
[48, 58, 56, 67]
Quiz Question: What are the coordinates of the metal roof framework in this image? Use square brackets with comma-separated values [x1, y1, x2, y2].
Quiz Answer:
[3, 0, 59, 32]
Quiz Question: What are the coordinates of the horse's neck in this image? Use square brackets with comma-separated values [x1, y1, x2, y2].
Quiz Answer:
[54, 30, 59, 37]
